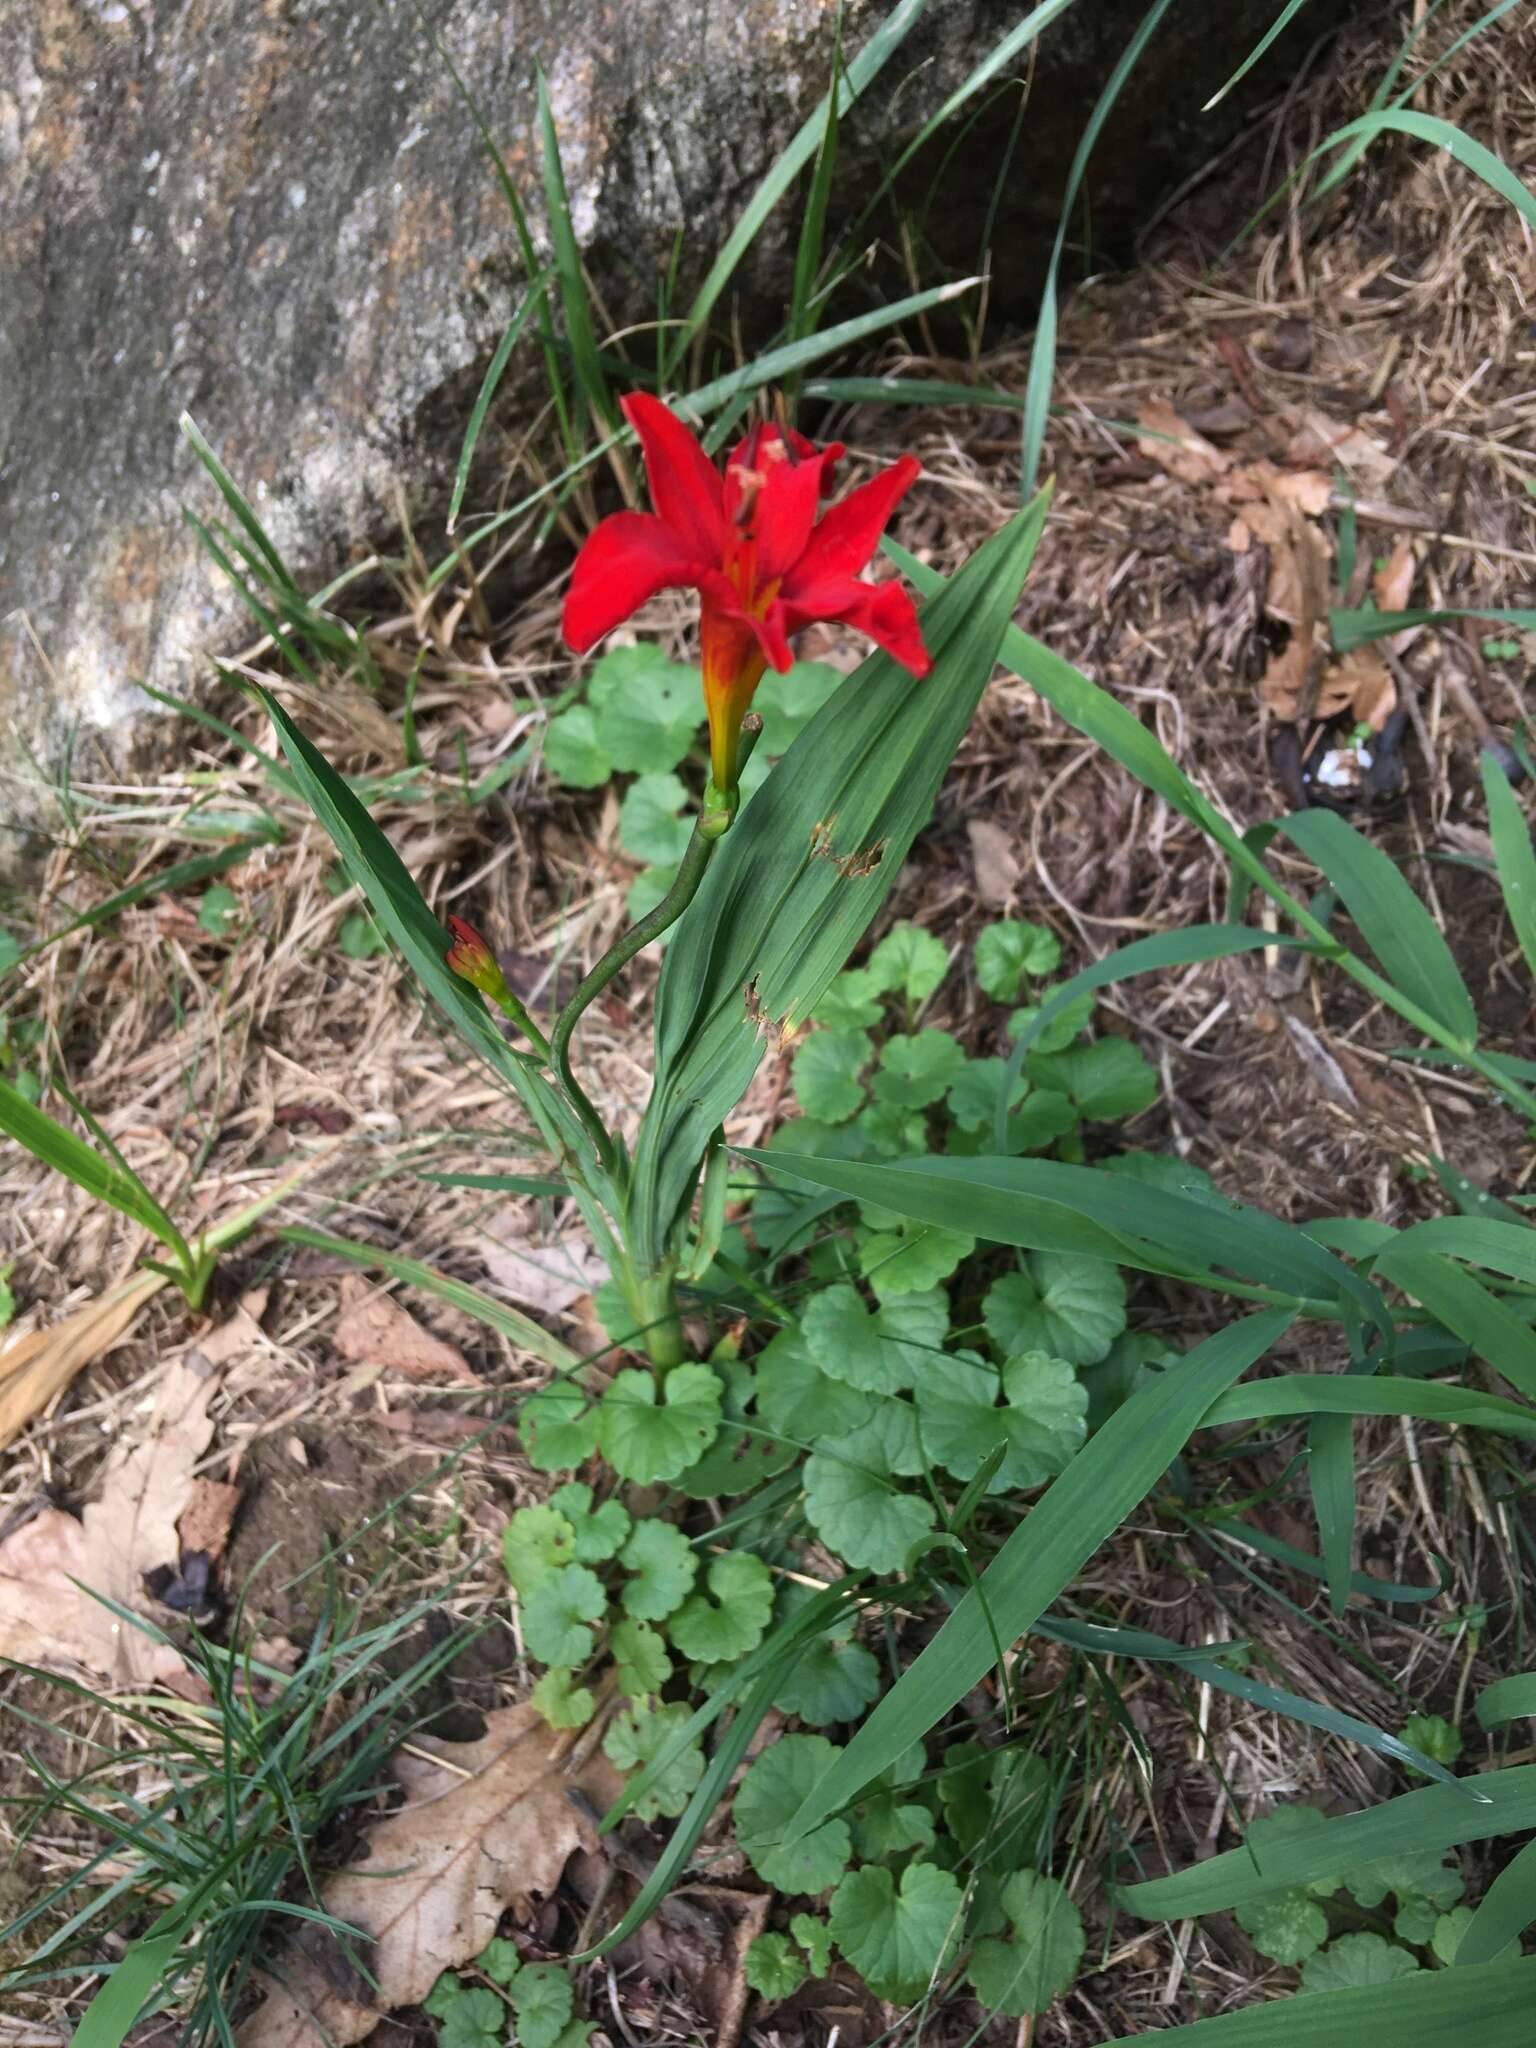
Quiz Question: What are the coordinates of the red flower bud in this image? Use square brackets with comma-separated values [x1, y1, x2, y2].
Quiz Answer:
[444, 915, 507, 1000]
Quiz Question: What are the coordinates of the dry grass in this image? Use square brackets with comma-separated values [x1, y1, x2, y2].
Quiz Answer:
[2, 1, 1535, 2040]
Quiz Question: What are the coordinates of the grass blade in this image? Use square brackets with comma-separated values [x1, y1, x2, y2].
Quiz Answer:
[69, 1926, 184, 2048]
[0, 1078, 188, 1264]
[535, 70, 618, 435]
[1021, 0, 1176, 492]
[179, 414, 297, 596]
[1331, 603, 1536, 653]
[1201, 0, 1315, 111]
[1098, 1958, 1536, 2044]
[1457, 1836, 1536, 1965]
[1205, 1373, 1536, 1438]
[1280, 807, 1477, 1045]
[1482, 750, 1536, 983]
[786, 15, 842, 377]
[787, 1311, 1294, 1835]
[8, 846, 259, 970]
[447, 274, 550, 534]
[273, 1224, 581, 1374]
[1310, 108, 1536, 235]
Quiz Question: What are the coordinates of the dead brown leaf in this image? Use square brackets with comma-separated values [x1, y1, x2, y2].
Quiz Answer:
[477, 1220, 607, 1320]
[194, 1289, 270, 1367]
[966, 818, 1022, 909]
[1372, 536, 1417, 614]
[1136, 400, 1232, 485]
[0, 1360, 219, 1684]
[1286, 408, 1397, 490]
[236, 1705, 625, 2047]
[0, 1270, 166, 1454]
[332, 1276, 475, 1384]
[177, 1479, 242, 1563]
[1262, 505, 1332, 626]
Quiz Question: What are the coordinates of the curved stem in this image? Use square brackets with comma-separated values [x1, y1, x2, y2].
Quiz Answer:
[552, 824, 716, 1175]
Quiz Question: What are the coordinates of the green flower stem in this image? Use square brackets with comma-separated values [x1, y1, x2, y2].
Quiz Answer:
[486, 987, 553, 1064]
[551, 716, 762, 1177]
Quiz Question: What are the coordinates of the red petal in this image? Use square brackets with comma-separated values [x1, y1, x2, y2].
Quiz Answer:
[752, 453, 828, 582]
[562, 511, 706, 652]
[622, 394, 728, 560]
[781, 455, 922, 594]
[782, 574, 931, 676]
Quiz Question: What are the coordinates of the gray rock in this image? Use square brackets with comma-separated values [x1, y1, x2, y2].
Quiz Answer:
[0, 0, 1338, 857]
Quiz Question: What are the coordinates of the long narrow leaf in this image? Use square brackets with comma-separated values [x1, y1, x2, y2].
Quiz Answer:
[447, 275, 550, 533]
[787, 1311, 1294, 1836]
[9, 846, 258, 970]
[1204, 1373, 1536, 1439]
[1479, 1673, 1536, 1730]
[1099, 1958, 1536, 2044]
[1482, 750, 1536, 983]
[1202, 0, 1315, 110]
[1280, 807, 1477, 1045]
[0, 1078, 187, 1261]
[1331, 603, 1536, 653]
[536, 70, 617, 434]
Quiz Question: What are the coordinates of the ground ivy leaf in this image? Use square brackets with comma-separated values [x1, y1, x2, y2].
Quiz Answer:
[775, 1635, 882, 1726]
[1003, 1088, 1079, 1154]
[791, 1914, 834, 1975]
[1431, 1907, 1474, 1965]
[510, 1962, 575, 2048]
[873, 1029, 966, 1109]
[753, 658, 844, 754]
[829, 1861, 963, 2002]
[1299, 1933, 1420, 1994]
[1344, 1848, 1463, 1918]
[1009, 992, 1095, 1053]
[603, 1700, 705, 1820]
[829, 1394, 926, 1477]
[1245, 1805, 1343, 1897]
[1027, 1036, 1159, 1120]
[793, 1029, 873, 1123]
[435, 1984, 505, 2048]
[548, 1481, 631, 1563]
[610, 1616, 671, 1698]
[736, 1734, 853, 1894]
[853, 1791, 936, 1860]
[803, 1446, 935, 1570]
[744, 1931, 808, 2001]
[868, 922, 949, 1006]
[983, 1254, 1126, 1365]
[855, 1099, 929, 1156]
[591, 647, 701, 772]
[542, 705, 612, 789]
[946, 1057, 1028, 1133]
[860, 1224, 974, 1299]
[812, 967, 886, 1030]
[1399, 1712, 1463, 1769]
[975, 920, 1062, 1002]
[521, 1563, 607, 1668]
[669, 1551, 774, 1663]
[423, 1974, 464, 2019]
[522, 1383, 602, 1473]
[802, 1284, 904, 1393]
[626, 861, 677, 923]
[501, 1505, 577, 1596]
[599, 1365, 722, 1482]
[198, 884, 240, 937]
[477, 1937, 521, 1986]
[618, 1518, 698, 1620]
[530, 1667, 596, 1731]
[755, 1326, 876, 1441]
[965, 1869, 1084, 2018]
[914, 1352, 1007, 1481]
[619, 772, 693, 867]
[1235, 1889, 1330, 1965]
[999, 1351, 1089, 1486]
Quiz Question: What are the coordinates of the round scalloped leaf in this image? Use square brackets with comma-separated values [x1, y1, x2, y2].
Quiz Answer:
[803, 1448, 935, 1570]
[668, 1551, 774, 1663]
[829, 1861, 964, 2002]
[1235, 1888, 1330, 1966]
[976, 920, 1062, 1002]
[434, 1984, 504, 2048]
[1009, 992, 1095, 1053]
[1431, 1907, 1474, 1965]
[999, 1351, 1089, 1486]
[812, 968, 885, 1030]
[755, 1326, 876, 1444]
[521, 1564, 607, 1669]
[619, 772, 694, 867]
[548, 1481, 631, 1563]
[946, 1057, 1028, 1133]
[610, 1617, 671, 1699]
[744, 1932, 808, 2002]
[753, 659, 844, 754]
[792, 1029, 873, 1123]
[1027, 1036, 1158, 1120]
[825, 1395, 926, 1478]
[590, 647, 701, 772]
[852, 1792, 936, 1861]
[965, 1869, 1084, 2018]
[542, 706, 612, 790]
[859, 1224, 974, 1299]
[522, 1383, 602, 1473]
[914, 1351, 1006, 1481]
[509, 1963, 574, 2048]
[791, 1914, 834, 1975]
[867, 922, 948, 1005]
[603, 1699, 705, 1820]
[477, 1938, 521, 1987]
[775, 1635, 882, 1727]
[1245, 1805, 1343, 1900]
[1299, 1934, 1420, 1995]
[855, 1099, 929, 1157]
[872, 1030, 966, 1110]
[530, 1667, 596, 1731]
[618, 1518, 698, 1620]
[802, 1284, 904, 1394]
[983, 1254, 1126, 1366]
[599, 1365, 722, 1483]
[735, 1734, 853, 1894]
[502, 1505, 577, 1596]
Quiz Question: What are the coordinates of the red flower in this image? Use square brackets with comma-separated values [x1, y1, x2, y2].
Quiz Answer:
[562, 394, 931, 797]
[444, 915, 506, 999]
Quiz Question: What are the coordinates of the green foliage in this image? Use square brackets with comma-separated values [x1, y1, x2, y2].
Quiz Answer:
[427, 1980, 503, 2048]
[983, 1255, 1127, 1365]
[1298, 1933, 1420, 1993]
[736, 1736, 854, 1894]
[522, 1384, 602, 1473]
[618, 1520, 698, 1621]
[744, 1931, 808, 2000]
[791, 1913, 834, 1975]
[1026, 1036, 1158, 1120]
[668, 1552, 775, 1663]
[530, 1668, 595, 1731]
[509, 1963, 576, 2048]
[598, 1365, 722, 1482]
[775, 1633, 882, 1726]
[521, 1564, 606, 1667]
[548, 1481, 631, 1563]
[873, 1029, 966, 1109]
[502, 1506, 576, 1595]
[975, 920, 1061, 1001]
[619, 773, 694, 867]
[1345, 1848, 1465, 1941]
[610, 1618, 671, 1699]
[604, 1701, 705, 1821]
[828, 1861, 964, 2001]
[197, 884, 240, 937]
[1400, 1713, 1463, 1768]
[966, 1870, 1085, 2018]
[867, 922, 949, 1006]
[793, 1030, 873, 1122]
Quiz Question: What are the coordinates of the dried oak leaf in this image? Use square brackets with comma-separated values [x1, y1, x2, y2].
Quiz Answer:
[0, 1271, 165, 1455]
[332, 1276, 475, 1385]
[1373, 536, 1417, 614]
[236, 1706, 625, 2047]
[0, 1359, 218, 1684]
[1135, 400, 1232, 485]
[966, 818, 1022, 910]
[477, 1220, 608, 1321]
